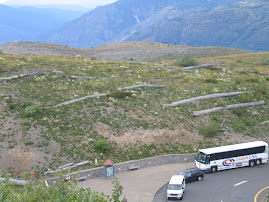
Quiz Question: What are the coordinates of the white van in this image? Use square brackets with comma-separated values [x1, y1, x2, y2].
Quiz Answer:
[167, 175, 185, 200]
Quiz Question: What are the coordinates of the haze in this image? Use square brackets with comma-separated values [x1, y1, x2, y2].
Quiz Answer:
[0, 0, 118, 9]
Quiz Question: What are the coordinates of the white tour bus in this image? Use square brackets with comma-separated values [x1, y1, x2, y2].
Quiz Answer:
[195, 141, 268, 172]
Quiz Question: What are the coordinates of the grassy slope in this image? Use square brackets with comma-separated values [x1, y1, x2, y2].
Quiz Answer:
[0, 51, 268, 175]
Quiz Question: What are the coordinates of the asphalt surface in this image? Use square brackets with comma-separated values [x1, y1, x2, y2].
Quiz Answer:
[154, 163, 269, 202]
[78, 162, 194, 202]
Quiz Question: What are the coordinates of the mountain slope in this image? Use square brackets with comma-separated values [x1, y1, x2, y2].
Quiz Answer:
[36, 0, 180, 48]
[123, 0, 269, 51]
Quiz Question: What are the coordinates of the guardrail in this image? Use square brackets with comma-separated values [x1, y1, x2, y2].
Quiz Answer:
[45, 153, 196, 185]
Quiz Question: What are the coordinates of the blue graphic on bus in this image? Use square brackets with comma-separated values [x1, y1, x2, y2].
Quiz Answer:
[222, 159, 235, 166]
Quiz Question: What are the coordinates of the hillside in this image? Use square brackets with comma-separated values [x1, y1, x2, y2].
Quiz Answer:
[34, 0, 269, 51]
[0, 41, 251, 62]
[0, 46, 268, 174]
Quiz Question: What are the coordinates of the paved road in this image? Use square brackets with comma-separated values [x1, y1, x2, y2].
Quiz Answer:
[78, 162, 194, 202]
[154, 163, 269, 202]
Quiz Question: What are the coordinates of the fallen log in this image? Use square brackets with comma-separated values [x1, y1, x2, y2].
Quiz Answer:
[58, 163, 74, 169]
[163, 91, 254, 108]
[189, 101, 265, 117]
[55, 93, 109, 107]
[260, 120, 269, 125]
[181, 63, 223, 71]
[0, 177, 30, 186]
[56, 84, 165, 107]
[44, 161, 90, 174]
[0, 72, 38, 82]
[117, 84, 165, 90]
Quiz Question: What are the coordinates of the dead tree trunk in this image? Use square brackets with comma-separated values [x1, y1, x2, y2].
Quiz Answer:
[0, 72, 38, 82]
[181, 63, 223, 71]
[0, 177, 30, 186]
[221, 119, 227, 129]
[260, 120, 269, 125]
[56, 84, 165, 107]
[56, 93, 109, 107]
[163, 91, 254, 108]
[190, 101, 265, 117]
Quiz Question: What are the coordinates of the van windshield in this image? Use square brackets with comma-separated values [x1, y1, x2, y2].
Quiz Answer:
[168, 184, 182, 190]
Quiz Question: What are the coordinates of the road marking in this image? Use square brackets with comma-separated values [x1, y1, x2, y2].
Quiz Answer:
[254, 186, 269, 202]
[234, 180, 247, 187]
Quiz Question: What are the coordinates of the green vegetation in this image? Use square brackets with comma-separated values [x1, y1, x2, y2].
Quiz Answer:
[199, 123, 224, 138]
[0, 172, 123, 202]
[108, 91, 133, 99]
[24, 139, 34, 145]
[94, 139, 112, 155]
[173, 57, 199, 67]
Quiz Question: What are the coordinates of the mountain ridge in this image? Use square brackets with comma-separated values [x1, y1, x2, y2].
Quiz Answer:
[34, 0, 269, 51]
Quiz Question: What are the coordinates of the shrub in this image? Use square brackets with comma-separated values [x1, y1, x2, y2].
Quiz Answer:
[6, 98, 16, 110]
[19, 97, 33, 108]
[231, 122, 246, 132]
[24, 104, 43, 117]
[204, 77, 218, 83]
[237, 93, 254, 103]
[173, 57, 199, 67]
[246, 77, 259, 83]
[109, 91, 132, 99]
[22, 120, 31, 130]
[199, 123, 223, 138]
[24, 139, 34, 145]
[260, 55, 269, 65]
[0, 174, 123, 201]
[231, 108, 248, 117]
[94, 139, 112, 154]
[255, 82, 268, 95]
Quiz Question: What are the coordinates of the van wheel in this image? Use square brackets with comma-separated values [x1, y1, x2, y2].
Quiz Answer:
[211, 166, 217, 173]
[198, 176, 202, 181]
[180, 195, 183, 200]
[249, 160, 255, 167]
[256, 159, 261, 165]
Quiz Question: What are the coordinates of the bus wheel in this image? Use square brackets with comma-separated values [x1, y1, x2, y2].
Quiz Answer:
[249, 160, 255, 167]
[211, 166, 217, 173]
[256, 159, 261, 165]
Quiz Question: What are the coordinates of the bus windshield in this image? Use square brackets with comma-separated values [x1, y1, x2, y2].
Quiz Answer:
[196, 152, 206, 164]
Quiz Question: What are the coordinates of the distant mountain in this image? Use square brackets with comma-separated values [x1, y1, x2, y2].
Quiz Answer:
[36, 0, 269, 51]
[123, 0, 269, 51]
[35, 0, 183, 48]
[0, 4, 86, 43]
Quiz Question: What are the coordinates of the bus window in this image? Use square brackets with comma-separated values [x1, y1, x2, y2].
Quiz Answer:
[205, 155, 210, 164]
